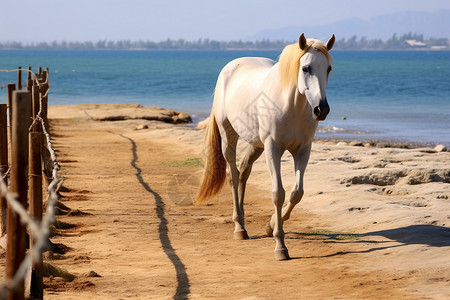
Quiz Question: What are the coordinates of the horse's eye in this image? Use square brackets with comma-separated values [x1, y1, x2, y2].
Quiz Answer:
[327, 66, 332, 73]
[302, 66, 310, 73]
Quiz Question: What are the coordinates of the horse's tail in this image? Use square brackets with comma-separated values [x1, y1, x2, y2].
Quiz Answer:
[196, 110, 227, 204]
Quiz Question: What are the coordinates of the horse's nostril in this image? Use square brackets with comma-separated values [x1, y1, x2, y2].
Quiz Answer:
[314, 106, 321, 116]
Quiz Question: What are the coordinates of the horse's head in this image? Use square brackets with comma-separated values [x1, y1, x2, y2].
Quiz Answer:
[296, 34, 335, 121]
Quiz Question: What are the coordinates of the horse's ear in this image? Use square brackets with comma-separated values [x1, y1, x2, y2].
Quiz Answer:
[326, 34, 335, 51]
[298, 33, 307, 50]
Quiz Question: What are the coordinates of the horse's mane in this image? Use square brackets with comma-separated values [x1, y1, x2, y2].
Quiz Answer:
[278, 39, 333, 89]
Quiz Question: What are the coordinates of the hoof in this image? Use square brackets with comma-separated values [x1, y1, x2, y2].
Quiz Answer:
[265, 222, 273, 237]
[233, 230, 250, 240]
[274, 249, 290, 261]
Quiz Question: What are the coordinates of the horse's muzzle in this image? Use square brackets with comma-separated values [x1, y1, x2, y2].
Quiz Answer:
[314, 100, 330, 121]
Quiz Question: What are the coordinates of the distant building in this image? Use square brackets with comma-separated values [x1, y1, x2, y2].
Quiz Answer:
[405, 40, 426, 47]
[430, 45, 447, 50]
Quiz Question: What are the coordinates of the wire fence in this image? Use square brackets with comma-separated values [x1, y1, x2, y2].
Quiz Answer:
[0, 68, 61, 299]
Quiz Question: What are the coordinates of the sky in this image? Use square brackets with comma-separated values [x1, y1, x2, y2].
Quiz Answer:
[1, 0, 450, 42]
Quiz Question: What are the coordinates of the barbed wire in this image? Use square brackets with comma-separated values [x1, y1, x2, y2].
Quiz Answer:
[0, 68, 61, 299]
[1, 168, 10, 180]
[0, 68, 49, 100]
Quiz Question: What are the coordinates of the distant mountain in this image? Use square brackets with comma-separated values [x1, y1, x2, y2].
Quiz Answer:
[247, 9, 450, 41]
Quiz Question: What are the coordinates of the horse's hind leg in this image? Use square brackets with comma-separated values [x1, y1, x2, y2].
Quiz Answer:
[219, 124, 244, 239]
[235, 144, 264, 239]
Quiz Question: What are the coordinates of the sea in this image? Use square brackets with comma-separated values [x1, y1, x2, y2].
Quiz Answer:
[1, 50, 449, 147]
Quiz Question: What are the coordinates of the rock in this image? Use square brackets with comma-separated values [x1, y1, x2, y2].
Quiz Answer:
[85, 271, 102, 278]
[391, 143, 410, 149]
[43, 251, 65, 260]
[343, 168, 450, 186]
[172, 112, 192, 124]
[48, 225, 58, 238]
[364, 143, 372, 148]
[376, 142, 391, 148]
[53, 220, 77, 229]
[349, 141, 363, 147]
[343, 169, 407, 186]
[43, 262, 76, 281]
[336, 142, 348, 146]
[196, 118, 210, 130]
[434, 144, 447, 152]
[348, 207, 368, 212]
[74, 104, 192, 124]
[417, 148, 437, 154]
[332, 156, 360, 163]
[135, 124, 148, 130]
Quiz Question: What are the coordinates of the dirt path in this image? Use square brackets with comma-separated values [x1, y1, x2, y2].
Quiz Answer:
[33, 116, 448, 299]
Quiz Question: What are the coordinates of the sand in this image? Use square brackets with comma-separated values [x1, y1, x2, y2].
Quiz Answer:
[1, 103, 449, 299]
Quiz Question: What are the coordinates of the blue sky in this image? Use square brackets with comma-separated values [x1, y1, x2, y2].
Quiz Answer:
[1, 0, 449, 42]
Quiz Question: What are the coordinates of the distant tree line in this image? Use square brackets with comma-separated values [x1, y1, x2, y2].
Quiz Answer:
[335, 33, 449, 50]
[0, 39, 288, 50]
[0, 33, 448, 50]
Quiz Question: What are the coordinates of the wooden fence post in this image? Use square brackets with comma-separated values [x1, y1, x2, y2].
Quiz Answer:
[0, 104, 8, 237]
[42, 69, 49, 131]
[7, 84, 16, 140]
[6, 91, 31, 300]
[29, 83, 43, 299]
[17, 67, 22, 91]
[31, 85, 41, 133]
[39, 69, 52, 188]
[28, 132, 43, 299]
[26, 67, 32, 92]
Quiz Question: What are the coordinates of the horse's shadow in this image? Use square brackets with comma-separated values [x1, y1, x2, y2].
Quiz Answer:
[253, 224, 450, 259]
[364, 224, 450, 247]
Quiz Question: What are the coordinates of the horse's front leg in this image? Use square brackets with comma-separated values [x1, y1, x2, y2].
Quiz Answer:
[282, 143, 312, 222]
[265, 140, 289, 260]
[266, 143, 311, 236]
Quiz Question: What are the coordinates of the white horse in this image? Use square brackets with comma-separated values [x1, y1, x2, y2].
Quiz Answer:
[197, 34, 335, 260]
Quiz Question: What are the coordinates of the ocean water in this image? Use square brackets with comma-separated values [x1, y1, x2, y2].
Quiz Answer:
[0, 50, 449, 146]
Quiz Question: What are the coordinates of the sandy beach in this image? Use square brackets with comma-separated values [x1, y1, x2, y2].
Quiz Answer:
[1, 103, 449, 299]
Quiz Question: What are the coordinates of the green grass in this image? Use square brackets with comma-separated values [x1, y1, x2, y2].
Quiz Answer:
[64, 118, 78, 122]
[304, 230, 361, 240]
[167, 157, 243, 168]
[168, 157, 203, 167]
